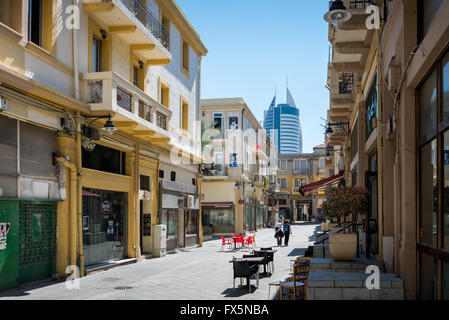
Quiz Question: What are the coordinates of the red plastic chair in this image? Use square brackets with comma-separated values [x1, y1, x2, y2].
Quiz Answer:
[243, 235, 254, 251]
[221, 237, 233, 252]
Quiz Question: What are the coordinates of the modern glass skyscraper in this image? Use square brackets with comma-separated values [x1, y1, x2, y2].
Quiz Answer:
[264, 88, 303, 153]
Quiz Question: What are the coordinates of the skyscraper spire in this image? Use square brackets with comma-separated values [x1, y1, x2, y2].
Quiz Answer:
[287, 87, 296, 108]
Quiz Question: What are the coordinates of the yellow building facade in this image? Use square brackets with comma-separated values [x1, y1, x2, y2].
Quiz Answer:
[277, 144, 332, 222]
[199, 98, 274, 236]
[0, 0, 207, 290]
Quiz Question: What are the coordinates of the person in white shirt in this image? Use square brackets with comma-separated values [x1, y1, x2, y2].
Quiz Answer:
[274, 220, 284, 247]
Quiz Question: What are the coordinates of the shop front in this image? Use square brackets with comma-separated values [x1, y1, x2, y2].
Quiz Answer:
[82, 188, 128, 266]
[160, 179, 199, 251]
[201, 202, 235, 235]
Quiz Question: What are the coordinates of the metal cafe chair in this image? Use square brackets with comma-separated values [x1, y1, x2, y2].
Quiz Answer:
[254, 250, 271, 275]
[233, 259, 259, 293]
[261, 247, 275, 272]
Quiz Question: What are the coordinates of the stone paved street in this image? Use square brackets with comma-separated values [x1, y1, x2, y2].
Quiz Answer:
[0, 224, 317, 300]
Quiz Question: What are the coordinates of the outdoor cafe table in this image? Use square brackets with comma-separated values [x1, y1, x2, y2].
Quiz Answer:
[231, 235, 244, 251]
[253, 250, 277, 276]
[230, 257, 265, 289]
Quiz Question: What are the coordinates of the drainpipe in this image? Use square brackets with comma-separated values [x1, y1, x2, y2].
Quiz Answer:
[72, 0, 80, 101]
[376, 28, 384, 263]
[135, 144, 140, 259]
[55, 156, 78, 268]
[76, 112, 84, 276]
[198, 175, 203, 247]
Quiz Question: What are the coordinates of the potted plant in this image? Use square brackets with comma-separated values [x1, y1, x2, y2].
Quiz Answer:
[322, 186, 369, 261]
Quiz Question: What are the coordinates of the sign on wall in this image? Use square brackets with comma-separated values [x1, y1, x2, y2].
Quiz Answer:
[0, 223, 11, 250]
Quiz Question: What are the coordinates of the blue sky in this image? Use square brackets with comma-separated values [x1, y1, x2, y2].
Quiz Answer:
[176, 0, 330, 153]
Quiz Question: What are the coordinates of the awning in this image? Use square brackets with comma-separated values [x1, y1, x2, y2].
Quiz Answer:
[298, 171, 345, 195]
[82, 190, 101, 197]
[201, 202, 234, 209]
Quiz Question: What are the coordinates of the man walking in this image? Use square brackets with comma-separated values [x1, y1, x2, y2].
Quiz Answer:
[283, 220, 292, 246]
[274, 219, 283, 247]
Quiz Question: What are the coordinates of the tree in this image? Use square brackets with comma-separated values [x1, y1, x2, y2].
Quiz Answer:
[321, 186, 369, 225]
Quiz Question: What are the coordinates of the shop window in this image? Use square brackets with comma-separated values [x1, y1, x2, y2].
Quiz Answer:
[161, 209, 177, 240]
[443, 261, 449, 300]
[140, 175, 150, 191]
[366, 74, 378, 139]
[202, 208, 234, 234]
[82, 188, 128, 267]
[443, 131, 449, 250]
[419, 139, 437, 247]
[442, 52, 449, 122]
[185, 211, 197, 235]
[419, 253, 438, 300]
[82, 144, 126, 176]
[419, 70, 438, 143]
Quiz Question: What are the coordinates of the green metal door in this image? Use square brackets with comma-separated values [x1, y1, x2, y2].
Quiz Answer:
[18, 201, 57, 285]
[0, 200, 19, 291]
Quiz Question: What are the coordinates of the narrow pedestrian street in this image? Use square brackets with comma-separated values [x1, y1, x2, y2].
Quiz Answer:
[0, 224, 316, 300]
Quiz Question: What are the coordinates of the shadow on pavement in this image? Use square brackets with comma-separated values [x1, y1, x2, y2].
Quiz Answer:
[221, 286, 259, 298]
[0, 279, 64, 298]
[287, 248, 307, 257]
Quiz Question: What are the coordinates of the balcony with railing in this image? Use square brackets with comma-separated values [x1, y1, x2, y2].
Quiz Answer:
[328, 63, 355, 122]
[327, 0, 376, 76]
[83, 0, 171, 64]
[82, 71, 172, 141]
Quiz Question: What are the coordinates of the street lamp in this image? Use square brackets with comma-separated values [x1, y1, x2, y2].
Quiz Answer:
[324, 0, 352, 28]
[325, 121, 350, 138]
[84, 113, 118, 136]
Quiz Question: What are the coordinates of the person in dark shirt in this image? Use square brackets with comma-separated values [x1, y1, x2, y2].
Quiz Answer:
[283, 220, 292, 246]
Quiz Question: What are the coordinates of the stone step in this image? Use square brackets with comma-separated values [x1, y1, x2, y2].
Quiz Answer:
[306, 272, 404, 300]
[312, 244, 330, 258]
[310, 258, 385, 273]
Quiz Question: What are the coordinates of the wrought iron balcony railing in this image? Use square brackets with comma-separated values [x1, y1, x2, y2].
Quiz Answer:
[84, 71, 171, 133]
[349, 0, 375, 9]
[116, 0, 170, 50]
[338, 73, 354, 94]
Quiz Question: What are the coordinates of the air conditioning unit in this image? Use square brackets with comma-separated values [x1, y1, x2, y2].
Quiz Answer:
[186, 195, 194, 209]
[0, 96, 8, 111]
[61, 117, 74, 131]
